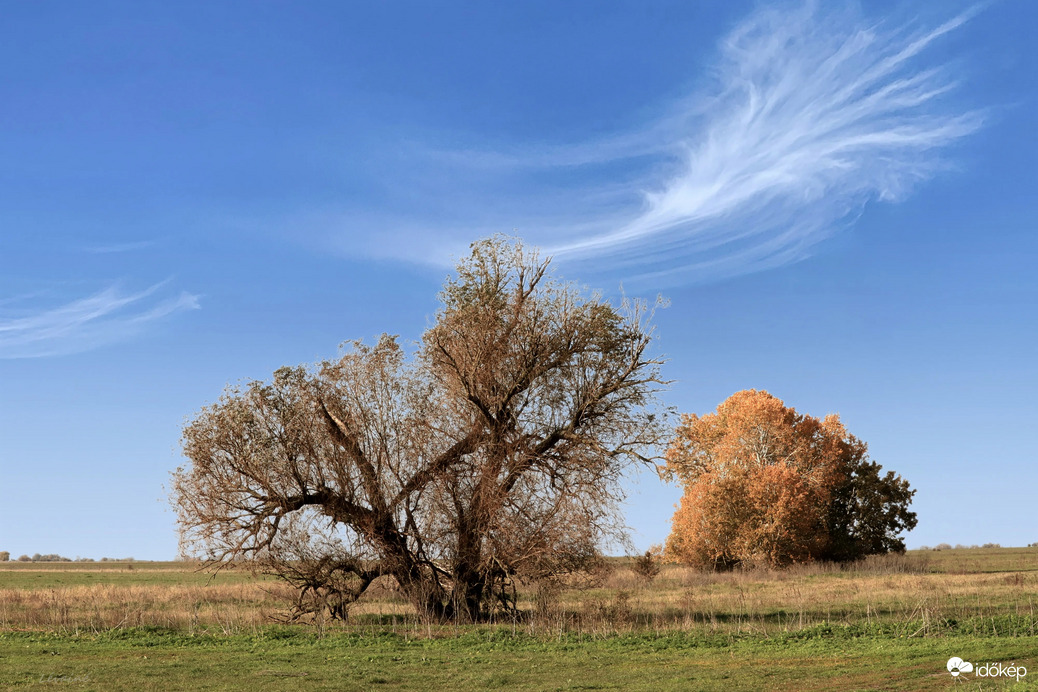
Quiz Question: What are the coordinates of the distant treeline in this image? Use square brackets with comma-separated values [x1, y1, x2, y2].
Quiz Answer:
[0, 552, 135, 563]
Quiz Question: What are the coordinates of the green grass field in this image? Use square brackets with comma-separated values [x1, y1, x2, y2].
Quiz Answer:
[2, 549, 1037, 690]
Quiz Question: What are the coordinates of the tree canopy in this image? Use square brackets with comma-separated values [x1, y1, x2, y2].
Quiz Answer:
[663, 390, 916, 569]
[172, 237, 668, 622]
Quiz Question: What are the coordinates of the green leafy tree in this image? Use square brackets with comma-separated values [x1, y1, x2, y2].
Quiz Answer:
[823, 456, 918, 562]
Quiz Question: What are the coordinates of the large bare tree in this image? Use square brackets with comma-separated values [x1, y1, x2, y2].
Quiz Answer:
[172, 237, 667, 622]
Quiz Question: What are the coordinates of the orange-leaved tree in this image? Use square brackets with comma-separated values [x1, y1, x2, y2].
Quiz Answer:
[663, 390, 916, 569]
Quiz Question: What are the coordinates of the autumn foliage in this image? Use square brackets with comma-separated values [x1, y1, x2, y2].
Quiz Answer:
[172, 237, 667, 623]
[664, 390, 916, 569]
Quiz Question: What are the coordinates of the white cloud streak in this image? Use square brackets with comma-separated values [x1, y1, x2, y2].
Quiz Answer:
[0, 283, 200, 359]
[347, 2, 983, 285]
[545, 2, 983, 281]
[82, 240, 159, 254]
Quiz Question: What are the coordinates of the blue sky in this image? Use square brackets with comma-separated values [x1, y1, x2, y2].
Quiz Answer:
[1, 1, 1035, 559]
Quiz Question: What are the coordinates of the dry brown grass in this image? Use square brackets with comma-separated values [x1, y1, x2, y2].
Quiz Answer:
[0, 581, 297, 633]
[583, 562, 1038, 637]
[2, 551, 1037, 637]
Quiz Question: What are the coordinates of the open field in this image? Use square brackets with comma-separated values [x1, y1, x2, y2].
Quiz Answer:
[2, 549, 1037, 690]
[3, 628, 1036, 691]
[0, 561, 262, 590]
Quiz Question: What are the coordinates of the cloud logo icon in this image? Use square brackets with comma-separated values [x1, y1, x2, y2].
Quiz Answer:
[947, 657, 974, 676]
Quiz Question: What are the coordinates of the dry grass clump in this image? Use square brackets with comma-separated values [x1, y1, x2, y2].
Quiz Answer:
[515, 552, 1038, 638]
[0, 581, 295, 633]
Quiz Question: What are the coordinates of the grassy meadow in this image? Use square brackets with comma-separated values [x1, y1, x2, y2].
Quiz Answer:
[2, 548, 1037, 690]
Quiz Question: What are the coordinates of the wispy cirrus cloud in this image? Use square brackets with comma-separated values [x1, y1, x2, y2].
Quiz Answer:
[81, 239, 160, 254]
[341, 2, 984, 284]
[0, 283, 199, 359]
[547, 2, 984, 281]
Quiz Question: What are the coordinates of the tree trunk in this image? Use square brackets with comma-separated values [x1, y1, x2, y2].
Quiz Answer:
[450, 568, 485, 623]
